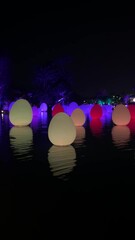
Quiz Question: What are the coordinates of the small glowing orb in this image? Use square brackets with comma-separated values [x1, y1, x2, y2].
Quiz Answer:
[71, 108, 86, 126]
[90, 119, 103, 137]
[48, 145, 76, 179]
[90, 104, 103, 119]
[9, 99, 33, 126]
[52, 103, 64, 117]
[8, 101, 15, 112]
[48, 112, 76, 146]
[111, 125, 130, 148]
[112, 104, 131, 126]
[9, 126, 33, 160]
[68, 102, 78, 115]
[127, 105, 135, 119]
[40, 102, 48, 112]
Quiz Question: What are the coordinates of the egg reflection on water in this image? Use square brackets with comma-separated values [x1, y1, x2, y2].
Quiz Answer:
[48, 145, 76, 180]
[9, 126, 33, 160]
[111, 125, 130, 148]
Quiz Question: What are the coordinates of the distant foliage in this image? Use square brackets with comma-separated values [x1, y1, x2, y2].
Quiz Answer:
[0, 57, 10, 106]
[33, 56, 75, 105]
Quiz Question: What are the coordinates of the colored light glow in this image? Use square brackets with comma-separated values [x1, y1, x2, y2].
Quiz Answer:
[48, 145, 76, 179]
[9, 99, 33, 126]
[68, 102, 78, 115]
[52, 103, 64, 117]
[90, 104, 103, 119]
[32, 106, 40, 116]
[127, 105, 135, 119]
[48, 112, 76, 146]
[71, 108, 86, 126]
[8, 101, 15, 112]
[112, 104, 131, 126]
[90, 119, 103, 137]
[111, 125, 130, 148]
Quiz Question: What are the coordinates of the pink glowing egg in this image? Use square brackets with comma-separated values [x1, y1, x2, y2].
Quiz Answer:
[90, 104, 103, 119]
[112, 104, 131, 126]
[71, 108, 86, 126]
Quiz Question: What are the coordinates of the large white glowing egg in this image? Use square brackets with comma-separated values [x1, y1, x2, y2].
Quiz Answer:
[9, 99, 33, 126]
[71, 108, 86, 126]
[48, 112, 76, 146]
[112, 104, 131, 126]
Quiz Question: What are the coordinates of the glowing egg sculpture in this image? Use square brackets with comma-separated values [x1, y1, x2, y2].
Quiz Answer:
[40, 102, 48, 112]
[52, 103, 64, 117]
[48, 112, 76, 146]
[71, 108, 86, 126]
[90, 104, 103, 119]
[127, 105, 135, 119]
[112, 104, 131, 126]
[9, 99, 33, 126]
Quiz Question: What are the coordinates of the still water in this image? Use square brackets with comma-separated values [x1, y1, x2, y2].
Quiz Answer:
[1, 112, 135, 237]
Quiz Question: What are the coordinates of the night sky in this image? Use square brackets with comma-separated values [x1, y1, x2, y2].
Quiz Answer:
[1, 8, 135, 97]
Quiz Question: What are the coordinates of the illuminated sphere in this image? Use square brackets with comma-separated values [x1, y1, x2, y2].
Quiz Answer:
[71, 108, 86, 126]
[40, 102, 48, 112]
[9, 99, 33, 126]
[52, 103, 64, 117]
[112, 104, 131, 126]
[90, 104, 103, 119]
[127, 105, 135, 119]
[48, 112, 76, 146]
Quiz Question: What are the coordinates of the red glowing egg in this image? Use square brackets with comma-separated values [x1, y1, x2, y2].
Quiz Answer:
[90, 104, 103, 119]
[52, 103, 64, 117]
[127, 105, 135, 119]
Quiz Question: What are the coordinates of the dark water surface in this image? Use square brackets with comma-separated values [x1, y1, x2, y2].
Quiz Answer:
[1, 112, 135, 238]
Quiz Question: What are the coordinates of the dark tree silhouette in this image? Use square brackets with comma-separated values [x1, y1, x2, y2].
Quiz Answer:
[33, 56, 75, 105]
[0, 57, 11, 107]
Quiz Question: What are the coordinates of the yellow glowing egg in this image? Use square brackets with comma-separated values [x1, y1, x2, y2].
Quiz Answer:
[9, 99, 33, 126]
[112, 104, 131, 126]
[71, 108, 86, 126]
[48, 112, 76, 146]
